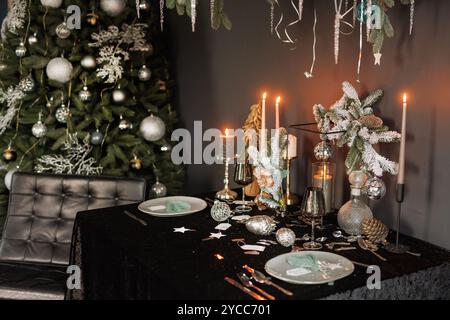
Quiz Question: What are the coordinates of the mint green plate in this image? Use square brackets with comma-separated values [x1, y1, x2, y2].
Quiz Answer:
[138, 196, 207, 217]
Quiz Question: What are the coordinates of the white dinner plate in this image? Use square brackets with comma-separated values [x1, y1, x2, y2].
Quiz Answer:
[264, 251, 354, 285]
[138, 196, 207, 217]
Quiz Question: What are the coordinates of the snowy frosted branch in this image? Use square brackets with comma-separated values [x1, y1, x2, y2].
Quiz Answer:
[1, 0, 27, 39]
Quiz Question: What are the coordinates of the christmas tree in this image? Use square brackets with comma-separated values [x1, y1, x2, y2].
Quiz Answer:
[0, 0, 185, 214]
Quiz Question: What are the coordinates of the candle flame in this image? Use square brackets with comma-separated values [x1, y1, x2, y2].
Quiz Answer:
[214, 254, 224, 260]
[262, 92, 267, 100]
[276, 96, 281, 105]
[403, 93, 408, 104]
[225, 128, 229, 136]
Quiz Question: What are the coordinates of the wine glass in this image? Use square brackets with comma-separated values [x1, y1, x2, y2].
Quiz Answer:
[301, 187, 326, 250]
[233, 161, 253, 213]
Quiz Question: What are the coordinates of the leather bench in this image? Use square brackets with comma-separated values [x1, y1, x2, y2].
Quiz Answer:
[0, 172, 147, 300]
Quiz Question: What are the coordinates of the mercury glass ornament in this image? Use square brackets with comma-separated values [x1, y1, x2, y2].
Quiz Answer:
[275, 228, 296, 247]
[138, 65, 151, 81]
[3, 147, 17, 162]
[28, 33, 38, 45]
[46, 57, 73, 83]
[21, 76, 35, 92]
[118, 115, 132, 130]
[15, 42, 27, 58]
[314, 140, 333, 161]
[139, 0, 151, 11]
[78, 86, 92, 102]
[112, 88, 126, 104]
[338, 171, 373, 236]
[86, 12, 99, 26]
[150, 180, 167, 198]
[161, 143, 171, 152]
[32, 121, 47, 138]
[40, 0, 63, 8]
[210, 200, 232, 222]
[90, 130, 104, 145]
[55, 105, 70, 123]
[56, 22, 71, 39]
[81, 55, 97, 70]
[139, 115, 166, 142]
[363, 177, 387, 201]
[100, 0, 127, 17]
[245, 215, 277, 236]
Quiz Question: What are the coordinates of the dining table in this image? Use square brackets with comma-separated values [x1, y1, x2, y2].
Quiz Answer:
[66, 193, 450, 300]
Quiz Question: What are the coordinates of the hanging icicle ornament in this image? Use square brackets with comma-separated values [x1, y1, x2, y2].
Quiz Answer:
[136, 0, 141, 18]
[333, 0, 353, 65]
[160, 0, 165, 32]
[357, 1, 363, 82]
[409, 0, 415, 35]
[304, 8, 317, 79]
[366, 0, 372, 40]
[299, 0, 304, 21]
[210, 0, 215, 28]
[191, 0, 197, 32]
[270, 0, 275, 35]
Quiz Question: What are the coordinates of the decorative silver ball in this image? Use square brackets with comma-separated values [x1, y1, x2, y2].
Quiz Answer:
[118, 116, 132, 130]
[112, 88, 126, 104]
[81, 55, 97, 70]
[211, 200, 232, 222]
[275, 228, 296, 247]
[150, 181, 167, 198]
[56, 22, 71, 39]
[28, 33, 38, 45]
[32, 121, 47, 138]
[139, 0, 150, 11]
[0, 63, 7, 72]
[46, 57, 73, 83]
[363, 177, 386, 201]
[314, 140, 333, 161]
[161, 143, 171, 152]
[100, 0, 127, 17]
[245, 215, 277, 236]
[138, 65, 151, 81]
[139, 115, 166, 142]
[90, 130, 104, 145]
[55, 105, 70, 123]
[40, 0, 63, 8]
[15, 42, 27, 58]
[78, 86, 92, 102]
[20, 76, 35, 92]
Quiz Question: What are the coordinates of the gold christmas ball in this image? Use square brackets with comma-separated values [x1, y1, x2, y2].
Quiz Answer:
[86, 12, 99, 26]
[3, 147, 17, 162]
[130, 156, 142, 171]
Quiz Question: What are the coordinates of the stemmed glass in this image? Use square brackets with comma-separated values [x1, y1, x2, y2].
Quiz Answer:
[233, 160, 253, 213]
[301, 187, 326, 250]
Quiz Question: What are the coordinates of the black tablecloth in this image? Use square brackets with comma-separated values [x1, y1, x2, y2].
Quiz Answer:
[66, 195, 450, 300]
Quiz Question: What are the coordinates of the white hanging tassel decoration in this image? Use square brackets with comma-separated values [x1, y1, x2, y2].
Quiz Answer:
[136, 0, 141, 19]
[191, 0, 197, 32]
[366, 0, 372, 40]
[409, 0, 415, 35]
[305, 8, 317, 78]
[334, 13, 341, 65]
[160, 0, 165, 32]
[210, 0, 215, 28]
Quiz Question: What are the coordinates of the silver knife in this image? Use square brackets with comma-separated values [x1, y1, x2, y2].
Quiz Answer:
[124, 210, 148, 226]
[224, 277, 266, 300]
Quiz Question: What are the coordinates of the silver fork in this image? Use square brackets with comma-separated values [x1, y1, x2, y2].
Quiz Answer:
[236, 272, 275, 300]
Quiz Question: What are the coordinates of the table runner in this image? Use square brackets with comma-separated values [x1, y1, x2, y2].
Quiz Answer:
[66, 197, 450, 300]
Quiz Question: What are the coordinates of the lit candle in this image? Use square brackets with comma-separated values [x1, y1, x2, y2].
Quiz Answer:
[223, 128, 235, 160]
[275, 96, 281, 129]
[398, 93, 407, 185]
[312, 162, 335, 213]
[260, 92, 267, 157]
[286, 134, 297, 159]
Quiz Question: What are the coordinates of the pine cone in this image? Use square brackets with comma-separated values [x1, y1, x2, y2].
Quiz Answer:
[359, 115, 383, 129]
[362, 218, 389, 244]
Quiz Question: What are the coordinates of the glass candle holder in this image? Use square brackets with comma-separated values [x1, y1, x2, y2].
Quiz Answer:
[311, 162, 335, 214]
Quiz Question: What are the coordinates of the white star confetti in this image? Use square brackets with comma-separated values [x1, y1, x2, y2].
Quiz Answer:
[173, 227, 195, 234]
[209, 232, 226, 239]
[374, 52, 382, 66]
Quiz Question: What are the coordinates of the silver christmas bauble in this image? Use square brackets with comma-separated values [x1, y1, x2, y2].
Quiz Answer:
[150, 181, 167, 198]
[314, 141, 333, 161]
[20, 76, 35, 92]
[138, 65, 151, 81]
[139, 115, 166, 142]
[0, 63, 7, 72]
[139, 0, 150, 11]
[211, 200, 232, 222]
[161, 143, 171, 152]
[275, 228, 296, 247]
[46, 97, 54, 108]
[90, 130, 104, 145]
[32, 121, 47, 138]
[363, 177, 387, 201]
[46, 57, 73, 83]
[245, 215, 277, 236]
[55, 105, 70, 123]
[28, 33, 38, 45]
[118, 115, 132, 130]
[100, 0, 127, 17]
[81, 55, 97, 70]
[78, 86, 92, 102]
[4, 168, 19, 191]
[15, 42, 27, 57]
[112, 88, 126, 104]
[40, 0, 63, 8]
[56, 22, 71, 39]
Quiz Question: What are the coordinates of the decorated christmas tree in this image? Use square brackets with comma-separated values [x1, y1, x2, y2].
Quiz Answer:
[0, 0, 185, 212]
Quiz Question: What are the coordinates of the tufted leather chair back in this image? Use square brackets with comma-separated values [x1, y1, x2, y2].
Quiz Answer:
[0, 172, 147, 266]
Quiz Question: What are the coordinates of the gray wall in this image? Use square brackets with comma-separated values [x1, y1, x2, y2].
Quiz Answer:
[167, 0, 450, 250]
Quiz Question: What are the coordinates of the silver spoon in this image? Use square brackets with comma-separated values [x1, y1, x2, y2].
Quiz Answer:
[332, 230, 358, 242]
[316, 237, 328, 243]
[236, 273, 275, 300]
[243, 266, 293, 296]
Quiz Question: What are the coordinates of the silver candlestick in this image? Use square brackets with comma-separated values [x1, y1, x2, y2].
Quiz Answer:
[384, 184, 410, 254]
[216, 155, 237, 201]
